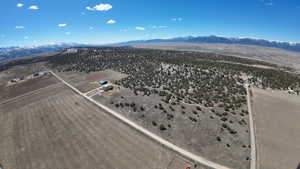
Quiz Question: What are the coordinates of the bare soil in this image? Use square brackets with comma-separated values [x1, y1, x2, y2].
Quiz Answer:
[0, 81, 209, 169]
[0, 63, 59, 103]
[251, 88, 300, 169]
[86, 69, 128, 81]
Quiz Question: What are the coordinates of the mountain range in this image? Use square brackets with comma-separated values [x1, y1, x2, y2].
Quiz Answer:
[1, 36, 300, 61]
[0, 43, 94, 61]
[118, 35, 300, 52]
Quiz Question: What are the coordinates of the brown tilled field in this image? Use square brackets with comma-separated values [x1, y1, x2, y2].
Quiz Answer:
[0, 63, 59, 103]
[251, 88, 300, 169]
[0, 77, 206, 169]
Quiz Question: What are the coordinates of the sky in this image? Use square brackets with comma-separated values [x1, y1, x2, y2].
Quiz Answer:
[0, 0, 300, 47]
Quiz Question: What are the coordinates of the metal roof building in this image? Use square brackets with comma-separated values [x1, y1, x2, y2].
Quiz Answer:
[98, 80, 108, 85]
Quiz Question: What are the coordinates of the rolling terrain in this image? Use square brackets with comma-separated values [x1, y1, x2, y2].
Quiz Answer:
[134, 42, 300, 71]
[0, 46, 300, 169]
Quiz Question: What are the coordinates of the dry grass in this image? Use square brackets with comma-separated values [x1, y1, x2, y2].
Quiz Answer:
[0, 76, 207, 169]
[0, 63, 59, 103]
[251, 88, 300, 169]
[93, 87, 251, 169]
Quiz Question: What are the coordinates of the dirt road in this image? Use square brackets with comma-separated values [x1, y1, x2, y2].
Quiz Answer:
[0, 82, 197, 169]
[0, 72, 218, 169]
[49, 70, 232, 169]
[245, 85, 257, 169]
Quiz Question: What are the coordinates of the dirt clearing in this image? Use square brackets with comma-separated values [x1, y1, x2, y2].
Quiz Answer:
[55, 69, 127, 93]
[251, 88, 300, 169]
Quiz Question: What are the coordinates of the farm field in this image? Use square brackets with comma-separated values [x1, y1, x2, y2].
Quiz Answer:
[251, 88, 300, 169]
[0, 81, 206, 169]
[0, 63, 59, 103]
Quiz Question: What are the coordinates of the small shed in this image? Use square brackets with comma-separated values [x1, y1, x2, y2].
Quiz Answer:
[98, 80, 108, 85]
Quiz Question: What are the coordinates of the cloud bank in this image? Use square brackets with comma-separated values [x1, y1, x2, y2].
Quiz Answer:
[17, 3, 24, 7]
[135, 26, 145, 31]
[107, 19, 116, 24]
[58, 24, 67, 27]
[86, 4, 112, 11]
[28, 5, 39, 10]
[15, 26, 25, 29]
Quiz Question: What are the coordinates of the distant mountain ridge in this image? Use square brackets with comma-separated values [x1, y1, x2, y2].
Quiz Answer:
[118, 35, 300, 52]
[1, 36, 300, 62]
[0, 43, 95, 61]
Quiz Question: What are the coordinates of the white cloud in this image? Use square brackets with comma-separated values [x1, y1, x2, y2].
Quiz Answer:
[28, 5, 39, 10]
[65, 32, 71, 35]
[17, 3, 24, 7]
[135, 26, 145, 31]
[120, 29, 129, 32]
[107, 19, 116, 24]
[24, 36, 29, 39]
[171, 17, 182, 21]
[261, 0, 274, 6]
[266, 2, 274, 6]
[86, 6, 93, 11]
[159, 25, 168, 28]
[58, 24, 67, 27]
[15, 26, 25, 29]
[86, 4, 112, 11]
[151, 25, 168, 29]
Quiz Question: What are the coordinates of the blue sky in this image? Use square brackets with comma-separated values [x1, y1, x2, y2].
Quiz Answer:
[0, 0, 300, 47]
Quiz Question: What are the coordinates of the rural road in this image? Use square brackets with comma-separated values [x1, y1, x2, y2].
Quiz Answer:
[49, 70, 232, 169]
[245, 84, 257, 169]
